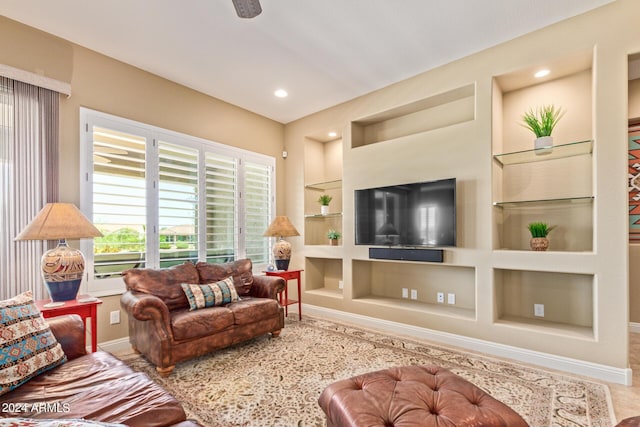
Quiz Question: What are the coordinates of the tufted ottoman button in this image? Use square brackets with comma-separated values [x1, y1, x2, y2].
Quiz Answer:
[318, 365, 529, 427]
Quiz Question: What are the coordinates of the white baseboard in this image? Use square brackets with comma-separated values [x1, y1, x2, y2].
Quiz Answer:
[630, 322, 640, 334]
[302, 304, 633, 385]
[96, 336, 132, 354]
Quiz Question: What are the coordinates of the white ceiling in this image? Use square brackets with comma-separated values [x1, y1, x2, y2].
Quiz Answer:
[0, 0, 614, 124]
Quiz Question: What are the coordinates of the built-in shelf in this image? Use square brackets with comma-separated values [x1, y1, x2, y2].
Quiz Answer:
[354, 296, 476, 320]
[493, 139, 593, 166]
[493, 196, 594, 208]
[305, 179, 342, 191]
[495, 316, 594, 339]
[304, 213, 342, 219]
[351, 84, 475, 148]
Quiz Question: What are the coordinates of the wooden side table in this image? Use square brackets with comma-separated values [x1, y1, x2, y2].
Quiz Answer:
[35, 294, 103, 352]
[265, 269, 303, 320]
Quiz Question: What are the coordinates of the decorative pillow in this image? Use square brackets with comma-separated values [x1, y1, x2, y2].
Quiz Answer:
[0, 291, 67, 396]
[181, 277, 240, 310]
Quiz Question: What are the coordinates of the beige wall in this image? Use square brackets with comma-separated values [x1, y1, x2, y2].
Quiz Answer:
[1, 16, 285, 345]
[285, 0, 640, 372]
[629, 70, 639, 323]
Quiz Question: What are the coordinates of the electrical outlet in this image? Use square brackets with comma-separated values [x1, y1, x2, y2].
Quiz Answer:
[110, 310, 121, 325]
[437, 292, 444, 303]
[402, 288, 409, 298]
[410, 289, 418, 300]
[338, 280, 344, 289]
[534, 304, 545, 317]
[447, 293, 456, 305]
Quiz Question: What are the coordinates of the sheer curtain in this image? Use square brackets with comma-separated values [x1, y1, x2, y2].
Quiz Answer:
[0, 76, 59, 300]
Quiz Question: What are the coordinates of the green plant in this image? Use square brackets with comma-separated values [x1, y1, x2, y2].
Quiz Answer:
[318, 194, 332, 206]
[521, 105, 565, 138]
[527, 222, 556, 238]
[327, 230, 341, 240]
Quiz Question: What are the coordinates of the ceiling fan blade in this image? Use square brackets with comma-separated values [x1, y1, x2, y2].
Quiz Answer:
[232, 0, 262, 19]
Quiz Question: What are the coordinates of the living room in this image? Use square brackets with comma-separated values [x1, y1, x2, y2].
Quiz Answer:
[1, 0, 640, 425]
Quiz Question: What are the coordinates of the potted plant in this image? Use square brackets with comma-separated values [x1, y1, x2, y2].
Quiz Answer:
[521, 104, 565, 150]
[327, 229, 341, 246]
[527, 222, 555, 251]
[318, 194, 332, 215]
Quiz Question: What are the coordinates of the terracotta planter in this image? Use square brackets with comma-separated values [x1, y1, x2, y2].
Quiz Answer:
[530, 237, 549, 251]
[329, 238, 338, 246]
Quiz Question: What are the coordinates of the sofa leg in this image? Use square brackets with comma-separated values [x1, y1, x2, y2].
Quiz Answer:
[271, 329, 282, 337]
[156, 365, 175, 377]
[131, 346, 141, 354]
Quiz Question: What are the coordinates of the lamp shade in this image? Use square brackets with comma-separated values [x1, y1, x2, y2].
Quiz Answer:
[15, 203, 103, 241]
[263, 216, 300, 238]
[15, 203, 102, 303]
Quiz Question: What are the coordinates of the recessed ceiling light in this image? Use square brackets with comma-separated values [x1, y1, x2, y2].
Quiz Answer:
[534, 69, 550, 78]
[274, 89, 288, 98]
[328, 132, 337, 138]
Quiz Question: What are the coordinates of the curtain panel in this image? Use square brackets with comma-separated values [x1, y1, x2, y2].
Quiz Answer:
[0, 76, 59, 300]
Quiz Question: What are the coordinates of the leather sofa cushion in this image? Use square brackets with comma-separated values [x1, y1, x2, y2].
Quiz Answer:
[122, 262, 199, 311]
[0, 351, 187, 427]
[228, 297, 281, 325]
[196, 259, 254, 296]
[171, 307, 234, 341]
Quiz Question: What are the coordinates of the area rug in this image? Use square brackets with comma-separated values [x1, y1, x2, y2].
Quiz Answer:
[121, 316, 615, 427]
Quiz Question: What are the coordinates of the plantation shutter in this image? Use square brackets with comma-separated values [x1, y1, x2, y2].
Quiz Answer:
[158, 141, 199, 267]
[243, 161, 272, 264]
[91, 126, 147, 279]
[205, 152, 237, 263]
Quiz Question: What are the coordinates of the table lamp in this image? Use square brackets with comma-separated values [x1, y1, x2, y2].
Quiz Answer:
[15, 203, 103, 306]
[263, 216, 299, 271]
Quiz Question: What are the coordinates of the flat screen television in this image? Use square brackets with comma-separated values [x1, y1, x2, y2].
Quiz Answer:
[354, 178, 456, 247]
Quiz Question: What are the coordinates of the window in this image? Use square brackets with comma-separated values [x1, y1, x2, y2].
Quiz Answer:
[80, 109, 275, 295]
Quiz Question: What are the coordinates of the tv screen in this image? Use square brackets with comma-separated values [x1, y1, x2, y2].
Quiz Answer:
[355, 178, 456, 247]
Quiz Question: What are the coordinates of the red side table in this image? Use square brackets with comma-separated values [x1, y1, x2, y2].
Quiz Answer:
[266, 269, 303, 320]
[35, 294, 103, 352]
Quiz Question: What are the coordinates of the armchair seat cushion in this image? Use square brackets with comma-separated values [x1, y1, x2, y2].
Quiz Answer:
[171, 307, 234, 341]
[228, 297, 281, 325]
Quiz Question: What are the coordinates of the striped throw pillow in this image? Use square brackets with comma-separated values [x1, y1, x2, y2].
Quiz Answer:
[181, 277, 240, 310]
[0, 291, 67, 396]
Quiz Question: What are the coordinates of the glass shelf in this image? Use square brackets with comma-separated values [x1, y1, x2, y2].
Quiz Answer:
[493, 196, 594, 208]
[304, 213, 342, 218]
[493, 140, 593, 166]
[305, 179, 342, 191]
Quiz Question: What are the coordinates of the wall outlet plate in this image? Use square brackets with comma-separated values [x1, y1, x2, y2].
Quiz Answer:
[447, 293, 456, 305]
[534, 304, 545, 317]
[110, 310, 121, 325]
[338, 280, 344, 289]
[410, 289, 418, 300]
[437, 292, 444, 303]
[402, 288, 409, 298]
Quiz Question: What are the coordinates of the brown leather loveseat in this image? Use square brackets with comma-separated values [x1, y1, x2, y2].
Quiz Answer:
[121, 258, 285, 376]
[0, 314, 201, 427]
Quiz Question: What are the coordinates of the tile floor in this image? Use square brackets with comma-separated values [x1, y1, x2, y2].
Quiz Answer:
[610, 333, 640, 422]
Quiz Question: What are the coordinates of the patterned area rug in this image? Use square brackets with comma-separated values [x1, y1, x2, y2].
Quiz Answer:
[121, 316, 615, 427]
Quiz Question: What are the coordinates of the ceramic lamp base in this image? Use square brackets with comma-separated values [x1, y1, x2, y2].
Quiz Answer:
[41, 240, 85, 302]
[275, 259, 291, 271]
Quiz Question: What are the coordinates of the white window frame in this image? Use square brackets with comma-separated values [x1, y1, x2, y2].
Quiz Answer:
[79, 108, 275, 296]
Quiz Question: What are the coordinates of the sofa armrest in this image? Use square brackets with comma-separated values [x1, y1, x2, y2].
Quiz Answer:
[250, 274, 285, 300]
[120, 291, 173, 338]
[47, 314, 87, 360]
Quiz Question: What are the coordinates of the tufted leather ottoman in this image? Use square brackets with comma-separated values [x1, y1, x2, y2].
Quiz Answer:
[318, 365, 529, 427]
